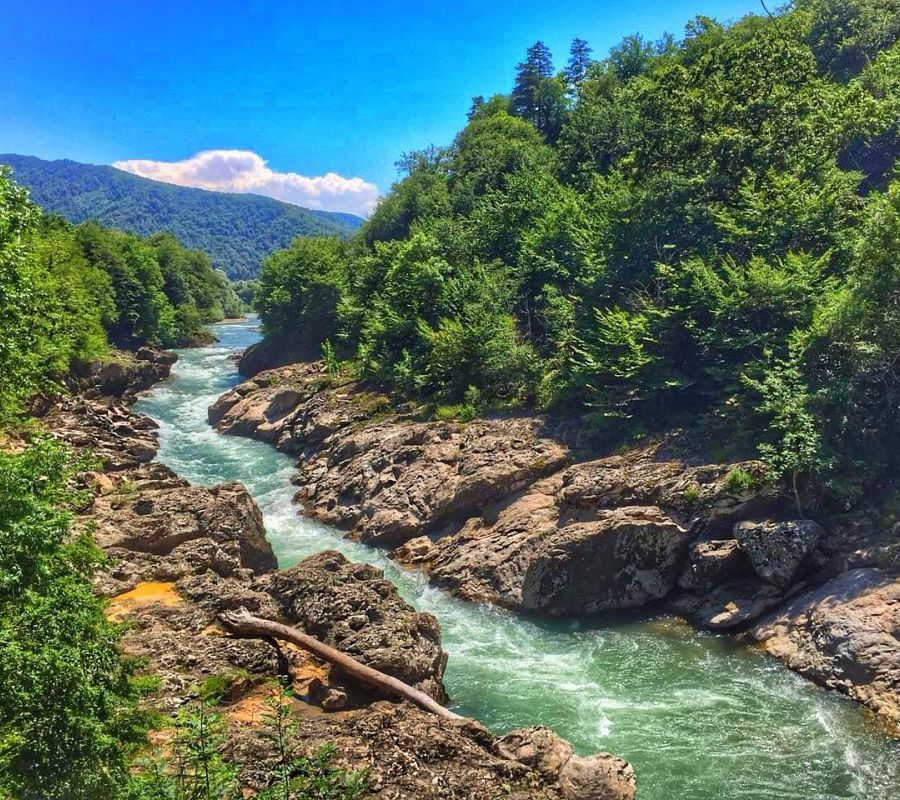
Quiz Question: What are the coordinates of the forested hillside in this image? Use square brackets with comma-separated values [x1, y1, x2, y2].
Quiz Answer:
[0, 155, 363, 279]
[0, 169, 242, 421]
[254, 0, 900, 512]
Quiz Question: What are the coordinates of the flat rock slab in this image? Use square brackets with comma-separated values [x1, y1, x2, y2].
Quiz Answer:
[295, 416, 571, 546]
[752, 568, 900, 726]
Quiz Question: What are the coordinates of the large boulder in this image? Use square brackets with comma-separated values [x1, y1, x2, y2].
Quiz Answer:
[237, 332, 319, 377]
[752, 568, 900, 726]
[258, 551, 448, 699]
[87, 474, 277, 575]
[677, 539, 753, 591]
[426, 472, 690, 615]
[496, 727, 636, 800]
[734, 519, 823, 588]
[231, 700, 588, 799]
[519, 507, 690, 615]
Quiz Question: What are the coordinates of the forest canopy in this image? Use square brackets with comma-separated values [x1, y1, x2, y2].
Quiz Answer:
[0, 170, 243, 421]
[0, 154, 363, 279]
[254, 0, 900, 508]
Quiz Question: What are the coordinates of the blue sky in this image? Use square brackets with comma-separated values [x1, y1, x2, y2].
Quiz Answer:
[1, 0, 762, 214]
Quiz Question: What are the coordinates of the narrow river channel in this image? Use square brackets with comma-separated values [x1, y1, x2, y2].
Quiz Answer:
[133, 318, 900, 800]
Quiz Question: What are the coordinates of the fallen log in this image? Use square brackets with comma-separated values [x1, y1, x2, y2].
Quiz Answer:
[219, 607, 463, 720]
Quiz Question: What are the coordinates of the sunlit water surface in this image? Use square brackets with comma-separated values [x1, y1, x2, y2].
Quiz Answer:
[134, 318, 900, 800]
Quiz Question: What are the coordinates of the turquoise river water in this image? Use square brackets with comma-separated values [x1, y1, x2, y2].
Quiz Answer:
[133, 318, 900, 800]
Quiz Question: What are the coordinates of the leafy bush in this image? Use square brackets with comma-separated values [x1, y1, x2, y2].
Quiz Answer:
[207, 3, 900, 504]
[0, 439, 150, 799]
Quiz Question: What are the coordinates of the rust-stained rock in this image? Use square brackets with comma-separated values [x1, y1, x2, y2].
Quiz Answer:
[106, 581, 183, 621]
[258, 550, 448, 700]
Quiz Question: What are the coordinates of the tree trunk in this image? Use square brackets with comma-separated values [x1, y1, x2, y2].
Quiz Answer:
[218, 608, 463, 721]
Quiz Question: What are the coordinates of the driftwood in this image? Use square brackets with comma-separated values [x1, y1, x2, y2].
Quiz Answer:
[219, 607, 463, 720]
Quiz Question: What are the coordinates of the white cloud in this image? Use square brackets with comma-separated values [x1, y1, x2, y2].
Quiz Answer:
[112, 149, 379, 217]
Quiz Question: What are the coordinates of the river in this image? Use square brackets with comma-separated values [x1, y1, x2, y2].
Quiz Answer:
[133, 317, 900, 800]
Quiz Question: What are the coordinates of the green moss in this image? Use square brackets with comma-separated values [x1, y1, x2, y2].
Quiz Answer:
[434, 403, 476, 423]
[198, 669, 253, 702]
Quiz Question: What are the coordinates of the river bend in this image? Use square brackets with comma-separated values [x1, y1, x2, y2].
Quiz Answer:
[134, 318, 900, 800]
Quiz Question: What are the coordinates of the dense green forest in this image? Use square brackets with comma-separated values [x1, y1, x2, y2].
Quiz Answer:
[0, 170, 243, 421]
[0, 440, 151, 799]
[0, 438, 366, 800]
[0, 155, 362, 279]
[255, 0, 900, 509]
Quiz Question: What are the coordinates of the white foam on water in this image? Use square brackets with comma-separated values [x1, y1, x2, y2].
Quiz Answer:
[132, 319, 900, 800]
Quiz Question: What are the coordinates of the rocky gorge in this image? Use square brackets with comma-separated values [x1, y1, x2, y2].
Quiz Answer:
[38, 346, 637, 799]
[208, 348, 900, 734]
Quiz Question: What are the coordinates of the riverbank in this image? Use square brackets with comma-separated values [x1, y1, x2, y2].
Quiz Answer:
[38, 340, 635, 799]
[130, 319, 900, 799]
[210, 345, 900, 734]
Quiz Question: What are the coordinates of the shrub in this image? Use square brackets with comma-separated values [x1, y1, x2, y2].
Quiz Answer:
[0, 438, 150, 799]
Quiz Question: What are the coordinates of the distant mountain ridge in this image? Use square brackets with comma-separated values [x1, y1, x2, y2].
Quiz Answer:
[0, 154, 364, 278]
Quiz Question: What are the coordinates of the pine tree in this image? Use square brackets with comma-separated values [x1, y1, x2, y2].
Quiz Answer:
[510, 42, 566, 140]
[564, 38, 593, 89]
[511, 41, 554, 122]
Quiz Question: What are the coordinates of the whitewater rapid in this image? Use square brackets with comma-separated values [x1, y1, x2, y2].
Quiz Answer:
[133, 318, 900, 800]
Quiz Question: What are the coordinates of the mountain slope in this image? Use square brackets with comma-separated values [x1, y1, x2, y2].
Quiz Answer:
[0, 154, 364, 278]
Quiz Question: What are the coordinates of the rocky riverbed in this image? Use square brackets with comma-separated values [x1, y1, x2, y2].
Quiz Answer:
[209, 352, 900, 731]
[40, 351, 636, 799]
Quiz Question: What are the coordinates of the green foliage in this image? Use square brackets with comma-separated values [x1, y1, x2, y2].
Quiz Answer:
[127, 699, 239, 800]
[0, 167, 245, 421]
[0, 439, 150, 799]
[76, 223, 240, 347]
[198, 670, 252, 703]
[255, 237, 346, 345]
[683, 483, 701, 504]
[434, 403, 477, 423]
[0, 154, 362, 279]
[724, 467, 756, 493]
[0, 167, 54, 419]
[746, 355, 828, 515]
[231, 279, 258, 309]
[257, 686, 368, 800]
[252, 5, 900, 506]
[128, 687, 367, 800]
